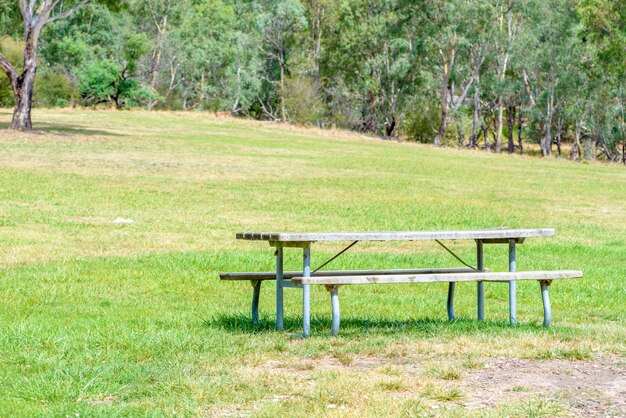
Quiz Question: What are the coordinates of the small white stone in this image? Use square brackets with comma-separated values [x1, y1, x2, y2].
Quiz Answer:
[113, 217, 134, 224]
[326, 404, 337, 409]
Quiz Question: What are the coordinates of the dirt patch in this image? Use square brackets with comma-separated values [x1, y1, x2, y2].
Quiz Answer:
[245, 354, 625, 416]
[461, 356, 626, 417]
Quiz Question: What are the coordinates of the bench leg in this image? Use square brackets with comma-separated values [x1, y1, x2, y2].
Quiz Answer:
[276, 246, 284, 330]
[326, 285, 341, 336]
[251, 280, 261, 325]
[447, 282, 456, 320]
[476, 240, 484, 321]
[540, 280, 552, 327]
[509, 239, 517, 326]
[302, 246, 311, 337]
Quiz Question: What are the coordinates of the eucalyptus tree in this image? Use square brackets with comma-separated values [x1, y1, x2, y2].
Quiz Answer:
[419, 0, 492, 146]
[134, 0, 173, 90]
[174, 0, 237, 110]
[0, 0, 117, 130]
[517, 0, 580, 157]
[302, 0, 334, 87]
[491, 0, 520, 153]
[258, 0, 307, 121]
[578, 0, 625, 162]
[323, 0, 420, 136]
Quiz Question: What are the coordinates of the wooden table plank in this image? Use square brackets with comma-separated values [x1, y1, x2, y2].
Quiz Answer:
[236, 228, 555, 242]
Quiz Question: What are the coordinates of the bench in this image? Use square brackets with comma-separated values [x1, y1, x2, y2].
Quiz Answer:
[226, 228, 583, 336]
[291, 270, 583, 335]
[220, 267, 480, 325]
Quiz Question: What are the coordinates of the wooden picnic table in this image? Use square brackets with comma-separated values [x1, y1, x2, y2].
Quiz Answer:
[226, 228, 582, 336]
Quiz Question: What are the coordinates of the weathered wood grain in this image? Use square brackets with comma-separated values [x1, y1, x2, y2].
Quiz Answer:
[290, 270, 583, 285]
[236, 228, 555, 242]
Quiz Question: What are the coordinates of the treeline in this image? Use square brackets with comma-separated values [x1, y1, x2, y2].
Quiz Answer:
[0, 0, 624, 162]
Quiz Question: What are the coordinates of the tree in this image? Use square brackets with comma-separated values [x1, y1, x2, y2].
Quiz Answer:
[323, 0, 421, 136]
[77, 33, 157, 108]
[258, 0, 307, 121]
[420, 0, 492, 146]
[0, 1, 100, 130]
[173, 0, 261, 112]
[518, 0, 580, 157]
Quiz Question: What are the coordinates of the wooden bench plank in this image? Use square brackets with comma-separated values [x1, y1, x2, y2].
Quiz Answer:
[236, 228, 555, 242]
[220, 267, 482, 281]
[291, 270, 583, 285]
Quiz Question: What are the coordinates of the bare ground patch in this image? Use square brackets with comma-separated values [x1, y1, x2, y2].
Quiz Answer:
[462, 355, 626, 417]
[224, 353, 626, 417]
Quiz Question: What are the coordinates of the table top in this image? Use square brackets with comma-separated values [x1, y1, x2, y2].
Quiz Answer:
[236, 228, 555, 243]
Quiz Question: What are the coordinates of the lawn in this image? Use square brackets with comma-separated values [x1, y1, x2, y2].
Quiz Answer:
[0, 109, 624, 416]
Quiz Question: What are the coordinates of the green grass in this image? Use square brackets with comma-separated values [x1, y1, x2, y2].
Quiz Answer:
[0, 109, 624, 416]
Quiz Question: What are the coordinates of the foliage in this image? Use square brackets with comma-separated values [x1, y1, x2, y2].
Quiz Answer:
[283, 74, 325, 124]
[0, 0, 624, 160]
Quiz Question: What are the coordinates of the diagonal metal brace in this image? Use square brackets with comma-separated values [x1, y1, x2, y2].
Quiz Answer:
[312, 241, 359, 274]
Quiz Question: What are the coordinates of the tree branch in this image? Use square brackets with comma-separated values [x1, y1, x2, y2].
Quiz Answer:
[0, 53, 17, 87]
[18, 0, 30, 20]
[48, 0, 89, 23]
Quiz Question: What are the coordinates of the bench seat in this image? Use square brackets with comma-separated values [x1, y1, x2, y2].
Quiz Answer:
[290, 270, 582, 285]
[291, 270, 583, 335]
[220, 267, 483, 325]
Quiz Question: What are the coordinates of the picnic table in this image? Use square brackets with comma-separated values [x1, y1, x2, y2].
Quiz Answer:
[221, 228, 583, 336]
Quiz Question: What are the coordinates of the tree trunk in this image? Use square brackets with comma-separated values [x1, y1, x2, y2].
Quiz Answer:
[482, 124, 490, 148]
[494, 7, 513, 153]
[279, 52, 287, 122]
[148, 14, 168, 90]
[541, 69, 557, 157]
[507, 104, 515, 153]
[517, 107, 523, 154]
[11, 68, 37, 131]
[469, 79, 480, 148]
[11, 27, 39, 131]
[555, 116, 563, 157]
[494, 95, 504, 153]
[571, 121, 582, 160]
[312, 5, 323, 87]
[541, 97, 554, 157]
[583, 135, 594, 160]
[434, 106, 448, 147]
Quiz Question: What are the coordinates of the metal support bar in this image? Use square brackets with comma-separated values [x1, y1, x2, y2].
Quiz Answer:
[540, 280, 552, 327]
[509, 239, 517, 326]
[312, 241, 359, 274]
[276, 245, 284, 330]
[251, 280, 261, 325]
[447, 282, 456, 320]
[302, 246, 311, 337]
[326, 285, 341, 336]
[476, 240, 484, 321]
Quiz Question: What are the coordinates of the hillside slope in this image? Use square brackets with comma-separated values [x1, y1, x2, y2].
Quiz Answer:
[0, 109, 624, 416]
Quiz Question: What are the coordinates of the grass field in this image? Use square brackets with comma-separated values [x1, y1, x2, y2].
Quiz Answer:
[0, 109, 624, 416]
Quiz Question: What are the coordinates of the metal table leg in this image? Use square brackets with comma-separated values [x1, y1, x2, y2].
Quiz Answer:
[509, 239, 517, 325]
[302, 245, 311, 337]
[447, 282, 456, 320]
[276, 245, 284, 330]
[477, 239, 484, 321]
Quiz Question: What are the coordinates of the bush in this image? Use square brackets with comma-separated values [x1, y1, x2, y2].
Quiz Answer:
[78, 59, 119, 106]
[404, 98, 440, 144]
[34, 67, 77, 107]
[284, 76, 325, 125]
[78, 59, 159, 109]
